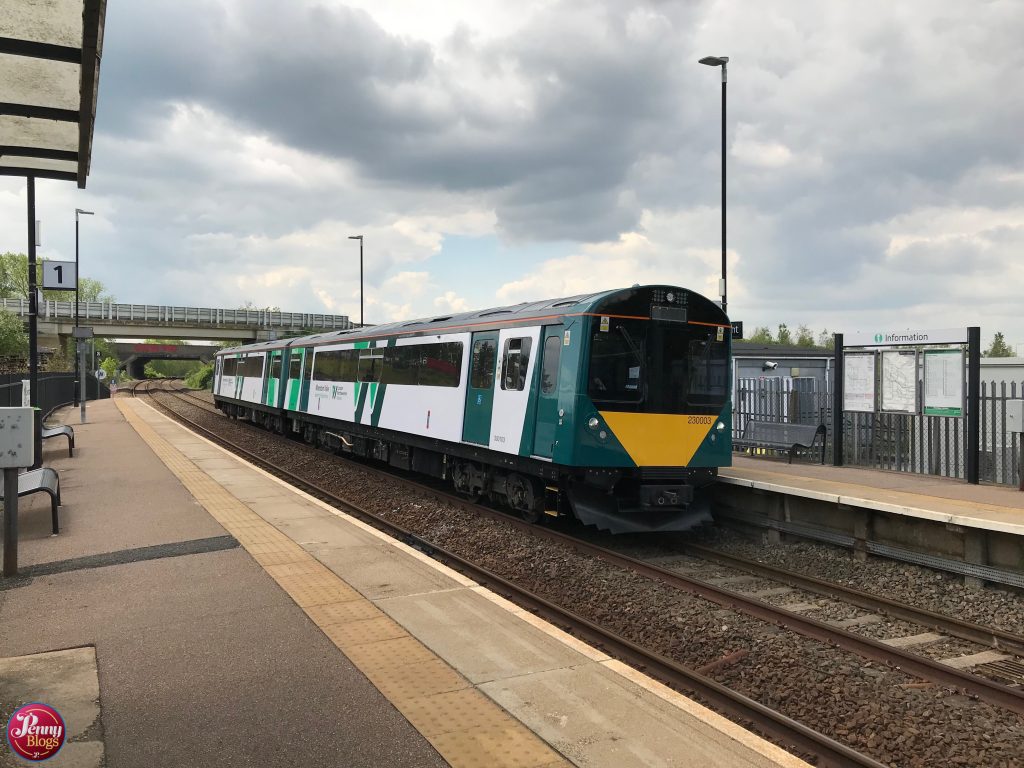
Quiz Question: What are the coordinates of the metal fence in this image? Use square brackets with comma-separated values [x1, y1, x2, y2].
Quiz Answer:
[0, 373, 110, 417]
[0, 298, 351, 331]
[733, 376, 1022, 487]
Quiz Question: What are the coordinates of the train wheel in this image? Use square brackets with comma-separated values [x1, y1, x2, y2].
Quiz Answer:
[507, 474, 542, 523]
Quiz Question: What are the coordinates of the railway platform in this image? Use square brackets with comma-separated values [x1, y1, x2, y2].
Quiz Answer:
[716, 456, 1024, 587]
[1, 398, 807, 768]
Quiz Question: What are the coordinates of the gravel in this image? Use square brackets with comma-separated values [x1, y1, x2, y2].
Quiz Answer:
[149, 387, 1024, 768]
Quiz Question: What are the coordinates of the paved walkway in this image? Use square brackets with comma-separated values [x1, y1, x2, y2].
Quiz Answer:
[2, 399, 809, 768]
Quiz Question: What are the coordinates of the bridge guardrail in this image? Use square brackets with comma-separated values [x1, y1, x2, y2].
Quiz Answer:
[0, 299, 351, 330]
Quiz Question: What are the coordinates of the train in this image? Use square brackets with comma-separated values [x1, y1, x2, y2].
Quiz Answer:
[212, 285, 732, 533]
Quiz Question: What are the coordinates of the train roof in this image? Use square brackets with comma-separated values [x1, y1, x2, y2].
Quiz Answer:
[216, 285, 713, 355]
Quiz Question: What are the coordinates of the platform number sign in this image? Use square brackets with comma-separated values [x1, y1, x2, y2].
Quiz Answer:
[42, 260, 77, 290]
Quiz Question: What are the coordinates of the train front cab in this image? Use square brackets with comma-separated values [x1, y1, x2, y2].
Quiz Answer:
[560, 286, 732, 533]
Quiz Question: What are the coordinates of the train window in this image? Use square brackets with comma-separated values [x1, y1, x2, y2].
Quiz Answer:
[302, 349, 314, 380]
[382, 346, 418, 385]
[288, 355, 302, 380]
[470, 340, 496, 389]
[237, 356, 265, 378]
[270, 356, 283, 380]
[588, 320, 644, 404]
[357, 350, 383, 382]
[313, 349, 358, 381]
[222, 358, 237, 377]
[541, 336, 560, 394]
[500, 337, 533, 391]
[418, 342, 463, 388]
[686, 335, 729, 408]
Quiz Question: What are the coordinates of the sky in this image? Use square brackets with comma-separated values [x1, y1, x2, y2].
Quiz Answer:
[2, 0, 1022, 351]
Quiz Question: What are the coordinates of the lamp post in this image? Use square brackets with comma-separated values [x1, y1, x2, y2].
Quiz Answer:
[699, 54, 729, 315]
[348, 235, 363, 327]
[75, 208, 94, 416]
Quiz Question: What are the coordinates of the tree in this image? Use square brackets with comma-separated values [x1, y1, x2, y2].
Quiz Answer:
[0, 252, 114, 302]
[0, 307, 28, 357]
[100, 356, 119, 382]
[776, 323, 794, 346]
[817, 329, 835, 350]
[747, 326, 774, 344]
[796, 325, 816, 347]
[984, 332, 1014, 358]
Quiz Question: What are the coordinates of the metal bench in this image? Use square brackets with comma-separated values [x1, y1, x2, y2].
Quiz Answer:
[0, 468, 61, 534]
[733, 419, 827, 464]
[42, 424, 74, 457]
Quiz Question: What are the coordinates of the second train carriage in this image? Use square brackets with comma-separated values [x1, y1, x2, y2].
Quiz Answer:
[213, 285, 732, 533]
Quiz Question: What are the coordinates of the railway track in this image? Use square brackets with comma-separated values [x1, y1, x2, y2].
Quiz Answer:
[136, 380, 1024, 764]
[134, 379, 886, 767]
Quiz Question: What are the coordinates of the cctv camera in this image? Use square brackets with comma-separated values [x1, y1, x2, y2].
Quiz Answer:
[762, 361, 778, 371]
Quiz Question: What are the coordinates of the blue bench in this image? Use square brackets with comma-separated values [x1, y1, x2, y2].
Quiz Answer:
[0, 468, 61, 534]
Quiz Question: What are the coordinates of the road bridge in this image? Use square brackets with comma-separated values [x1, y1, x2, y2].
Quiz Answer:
[1, 299, 352, 348]
[109, 342, 217, 378]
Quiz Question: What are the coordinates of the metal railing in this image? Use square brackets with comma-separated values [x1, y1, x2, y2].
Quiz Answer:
[734, 376, 1022, 487]
[0, 373, 109, 417]
[0, 299, 351, 331]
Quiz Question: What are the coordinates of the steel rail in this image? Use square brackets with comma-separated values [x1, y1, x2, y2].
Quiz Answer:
[145, 381, 1024, 716]
[136, 381, 884, 768]
[684, 543, 1024, 658]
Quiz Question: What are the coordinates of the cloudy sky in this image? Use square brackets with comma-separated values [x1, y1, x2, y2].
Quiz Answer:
[2, 0, 1022, 349]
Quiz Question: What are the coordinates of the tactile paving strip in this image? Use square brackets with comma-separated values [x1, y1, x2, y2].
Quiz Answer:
[117, 399, 568, 768]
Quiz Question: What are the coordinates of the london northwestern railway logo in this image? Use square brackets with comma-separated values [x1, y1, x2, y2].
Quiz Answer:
[6, 703, 66, 762]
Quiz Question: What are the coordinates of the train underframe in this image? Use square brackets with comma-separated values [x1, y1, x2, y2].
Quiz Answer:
[216, 398, 716, 534]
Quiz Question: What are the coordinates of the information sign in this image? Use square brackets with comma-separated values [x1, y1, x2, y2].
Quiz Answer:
[923, 349, 964, 417]
[41, 260, 77, 290]
[843, 352, 876, 412]
[881, 350, 918, 413]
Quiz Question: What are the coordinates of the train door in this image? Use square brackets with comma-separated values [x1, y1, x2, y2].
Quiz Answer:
[299, 348, 314, 411]
[532, 329, 562, 458]
[284, 348, 304, 411]
[462, 331, 498, 445]
[264, 350, 283, 406]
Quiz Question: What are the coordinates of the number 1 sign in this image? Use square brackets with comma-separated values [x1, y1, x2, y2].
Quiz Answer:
[42, 260, 77, 290]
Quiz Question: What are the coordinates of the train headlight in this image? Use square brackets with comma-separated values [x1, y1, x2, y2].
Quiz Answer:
[598, 430, 608, 440]
[716, 422, 725, 432]
[587, 417, 600, 430]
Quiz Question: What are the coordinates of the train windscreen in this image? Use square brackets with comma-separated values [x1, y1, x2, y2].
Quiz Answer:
[588, 318, 728, 415]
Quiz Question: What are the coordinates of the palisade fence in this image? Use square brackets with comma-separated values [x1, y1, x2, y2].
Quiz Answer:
[0, 373, 110, 417]
[733, 377, 1022, 487]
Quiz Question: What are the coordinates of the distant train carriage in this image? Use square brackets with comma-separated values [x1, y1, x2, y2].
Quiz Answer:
[213, 285, 732, 532]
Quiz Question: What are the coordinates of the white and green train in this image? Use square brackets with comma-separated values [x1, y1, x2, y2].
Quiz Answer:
[213, 285, 732, 533]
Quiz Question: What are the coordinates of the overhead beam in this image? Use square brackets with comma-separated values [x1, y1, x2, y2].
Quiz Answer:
[0, 145, 78, 162]
[0, 36, 80, 63]
[79, 0, 106, 188]
[0, 102, 79, 122]
[0, 167, 77, 182]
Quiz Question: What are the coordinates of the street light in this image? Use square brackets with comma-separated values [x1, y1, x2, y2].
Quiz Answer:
[699, 54, 729, 315]
[75, 208, 94, 416]
[348, 235, 363, 327]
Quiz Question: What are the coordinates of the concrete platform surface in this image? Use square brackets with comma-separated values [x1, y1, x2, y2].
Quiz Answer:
[0, 647, 103, 768]
[1, 398, 811, 768]
[723, 455, 1024, 535]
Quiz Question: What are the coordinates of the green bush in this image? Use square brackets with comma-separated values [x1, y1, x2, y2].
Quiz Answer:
[185, 362, 214, 390]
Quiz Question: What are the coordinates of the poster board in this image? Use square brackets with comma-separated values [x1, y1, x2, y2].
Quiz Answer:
[843, 352, 876, 412]
[923, 349, 964, 416]
[880, 350, 918, 413]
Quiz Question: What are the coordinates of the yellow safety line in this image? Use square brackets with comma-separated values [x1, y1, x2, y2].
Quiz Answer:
[116, 399, 567, 768]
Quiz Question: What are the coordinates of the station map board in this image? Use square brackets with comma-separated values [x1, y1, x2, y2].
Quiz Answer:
[923, 349, 964, 417]
[843, 352, 876, 412]
[881, 350, 918, 413]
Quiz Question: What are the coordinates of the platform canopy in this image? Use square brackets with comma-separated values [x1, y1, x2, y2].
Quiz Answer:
[0, 0, 106, 188]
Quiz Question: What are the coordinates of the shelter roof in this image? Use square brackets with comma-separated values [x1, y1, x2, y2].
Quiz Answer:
[0, 0, 106, 187]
